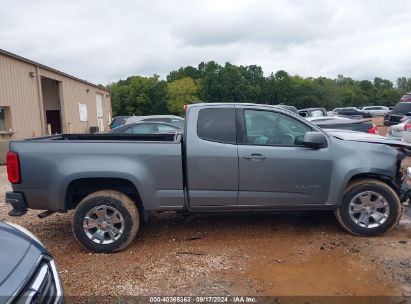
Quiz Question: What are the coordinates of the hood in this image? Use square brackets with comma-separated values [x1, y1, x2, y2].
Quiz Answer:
[0, 222, 45, 300]
[0, 222, 32, 285]
[325, 129, 411, 153]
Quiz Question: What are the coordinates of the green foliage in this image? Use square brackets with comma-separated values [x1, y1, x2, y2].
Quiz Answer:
[109, 62, 411, 117]
[108, 75, 167, 116]
[166, 77, 200, 115]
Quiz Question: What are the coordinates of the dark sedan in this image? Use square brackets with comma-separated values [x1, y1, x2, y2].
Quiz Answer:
[336, 107, 370, 118]
[109, 122, 182, 134]
[0, 222, 63, 304]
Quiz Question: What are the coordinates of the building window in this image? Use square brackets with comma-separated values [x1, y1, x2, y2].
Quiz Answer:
[0, 107, 11, 132]
[0, 108, 5, 131]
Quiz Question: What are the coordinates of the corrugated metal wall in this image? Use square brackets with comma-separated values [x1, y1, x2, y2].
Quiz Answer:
[40, 69, 111, 134]
[0, 54, 43, 139]
[0, 52, 111, 140]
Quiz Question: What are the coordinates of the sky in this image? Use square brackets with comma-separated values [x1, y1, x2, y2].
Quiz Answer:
[1, 0, 410, 85]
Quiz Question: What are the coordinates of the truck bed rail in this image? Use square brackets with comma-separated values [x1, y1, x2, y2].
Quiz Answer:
[24, 133, 181, 142]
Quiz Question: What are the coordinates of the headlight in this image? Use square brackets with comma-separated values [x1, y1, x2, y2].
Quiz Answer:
[5, 222, 44, 246]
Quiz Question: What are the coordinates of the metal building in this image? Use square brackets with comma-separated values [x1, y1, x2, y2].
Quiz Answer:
[0, 49, 112, 162]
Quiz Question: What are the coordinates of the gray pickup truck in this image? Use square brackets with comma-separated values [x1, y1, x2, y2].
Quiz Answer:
[5, 103, 411, 253]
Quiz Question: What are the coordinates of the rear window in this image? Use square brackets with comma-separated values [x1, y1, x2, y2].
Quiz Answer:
[143, 117, 184, 128]
[392, 103, 411, 114]
[311, 109, 325, 117]
[110, 116, 127, 128]
[197, 108, 236, 144]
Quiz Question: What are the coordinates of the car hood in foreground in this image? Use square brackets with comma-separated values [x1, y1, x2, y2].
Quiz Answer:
[0, 222, 45, 301]
[325, 129, 411, 151]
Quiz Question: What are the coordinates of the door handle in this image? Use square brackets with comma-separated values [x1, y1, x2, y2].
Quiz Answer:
[243, 153, 266, 160]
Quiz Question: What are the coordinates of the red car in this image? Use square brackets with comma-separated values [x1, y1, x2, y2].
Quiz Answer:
[400, 93, 411, 102]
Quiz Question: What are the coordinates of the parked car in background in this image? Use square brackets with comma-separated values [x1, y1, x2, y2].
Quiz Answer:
[0, 222, 63, 303]
[361, 106, 390, 117]
[125, 115, 185, 129]
[109, 122, 182, 134]
[328, 108, 342, 116]
[109, 116, 130, 129]
[298, 108, 327, 118]
[402, 128, 411, 143]
[385, 102, 411, 126]
[386, 118, 411, 140]
[400, 93, 411, 102]
[307, 116, 376, 134]
[336, 107, 370, 118]
[276, 104, 298, 114]
[384, 111, 391, 126]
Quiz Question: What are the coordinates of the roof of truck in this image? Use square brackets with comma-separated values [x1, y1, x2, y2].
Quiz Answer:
[187, 103, 297, 113]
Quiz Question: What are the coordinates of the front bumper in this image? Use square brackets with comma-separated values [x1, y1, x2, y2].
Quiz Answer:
[5, 192, 27, 216]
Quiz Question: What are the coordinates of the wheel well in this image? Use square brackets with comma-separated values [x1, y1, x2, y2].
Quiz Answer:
[65, 178, 143, 212]
[347, 173, 399, 195]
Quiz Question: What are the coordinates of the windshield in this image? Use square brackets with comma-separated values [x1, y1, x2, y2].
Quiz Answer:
[392, 103, 411, 114]
[311, 109, 325, 117]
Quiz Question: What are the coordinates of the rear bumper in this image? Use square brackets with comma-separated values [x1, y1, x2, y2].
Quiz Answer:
[5, 192, 27, 216]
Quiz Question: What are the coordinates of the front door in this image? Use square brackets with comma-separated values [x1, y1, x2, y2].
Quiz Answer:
[96, 94, 104, 132]
[237, 108, 332, 206]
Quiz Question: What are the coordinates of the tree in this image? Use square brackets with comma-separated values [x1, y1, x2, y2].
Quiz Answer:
[109, 62, 409, 115]
[109, 75, 168, 116]
[166, 77, 200, 115]
[167, 66, 201, 82]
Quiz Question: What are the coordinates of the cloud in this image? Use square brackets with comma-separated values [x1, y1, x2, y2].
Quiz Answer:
[0, 0, 410, 84]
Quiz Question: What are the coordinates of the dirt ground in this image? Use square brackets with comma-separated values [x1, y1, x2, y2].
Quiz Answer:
[373, 117, 388, 136]
[0, 166, 410, 298]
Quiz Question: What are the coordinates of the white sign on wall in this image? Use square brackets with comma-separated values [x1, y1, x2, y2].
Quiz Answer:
[79, 103, 88, 122]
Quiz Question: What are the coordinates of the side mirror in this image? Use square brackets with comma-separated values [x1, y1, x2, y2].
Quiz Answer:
[405, 112, 411, 116]
[303, 131, 327, 149]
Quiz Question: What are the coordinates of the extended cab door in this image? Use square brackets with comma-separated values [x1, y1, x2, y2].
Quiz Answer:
[185, 105, 238, 207]
[236, 107, 333, 206]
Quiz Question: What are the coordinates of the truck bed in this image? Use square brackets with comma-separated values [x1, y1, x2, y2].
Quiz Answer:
[9, 134, 185, 212]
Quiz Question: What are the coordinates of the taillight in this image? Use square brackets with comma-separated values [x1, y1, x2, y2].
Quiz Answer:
[404, 124, 411, 131]
[6, 151, 20, 183]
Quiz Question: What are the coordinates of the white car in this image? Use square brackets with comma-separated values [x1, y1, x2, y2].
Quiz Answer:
[386, 119, 411, 141]
[361, 106, 390, 117]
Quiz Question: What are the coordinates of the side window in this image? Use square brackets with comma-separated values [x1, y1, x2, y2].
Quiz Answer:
[126, 124, 157, 134]
[170, 118, 184, 129]
[157, 124, 178, 132]
[143, 118, 170, 123]
[197, 108, 236, 144]
[244, 110, 311, 146]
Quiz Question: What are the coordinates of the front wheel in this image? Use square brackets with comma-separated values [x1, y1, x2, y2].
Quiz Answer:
[335, 179, 402, 236]
[72, 190, 140, 253]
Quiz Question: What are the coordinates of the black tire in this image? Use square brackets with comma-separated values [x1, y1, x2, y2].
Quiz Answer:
[335, 179, 402, 236]
[72, 190, 140, 253]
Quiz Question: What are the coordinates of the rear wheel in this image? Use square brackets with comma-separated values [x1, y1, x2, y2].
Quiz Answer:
[335, 179, 402, 236]
[72, 190, 140, 253]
